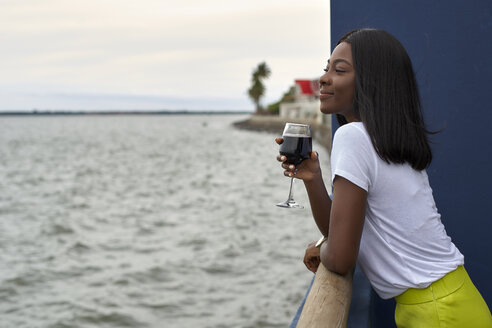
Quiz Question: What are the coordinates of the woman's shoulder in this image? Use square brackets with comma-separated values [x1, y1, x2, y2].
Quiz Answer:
[334, 122, 370, 143]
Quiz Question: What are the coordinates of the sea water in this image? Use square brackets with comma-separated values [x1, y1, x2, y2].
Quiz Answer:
[0, 114, 330, 328]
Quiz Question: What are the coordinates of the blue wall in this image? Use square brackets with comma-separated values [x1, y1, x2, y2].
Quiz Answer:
[330, 0, 492, 326]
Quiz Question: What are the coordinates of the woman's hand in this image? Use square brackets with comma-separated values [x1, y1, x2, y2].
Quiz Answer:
[303, 241, 321, 273]
[275, 137, 322, 182]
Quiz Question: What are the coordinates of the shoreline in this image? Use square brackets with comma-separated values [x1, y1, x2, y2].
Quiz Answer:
[233, 114, 332, 153]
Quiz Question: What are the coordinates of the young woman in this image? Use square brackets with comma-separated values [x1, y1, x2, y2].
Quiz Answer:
[277, 29, 492, 327]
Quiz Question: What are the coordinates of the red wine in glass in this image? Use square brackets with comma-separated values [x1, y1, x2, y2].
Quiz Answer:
[277, 123, 312, 208]
[279, 135, 312, 165]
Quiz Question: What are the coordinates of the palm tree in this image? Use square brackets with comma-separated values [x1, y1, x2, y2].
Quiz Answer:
[248, 62, 271, 114]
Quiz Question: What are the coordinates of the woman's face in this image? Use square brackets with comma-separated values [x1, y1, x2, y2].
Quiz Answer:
[319, 42, 356, 122]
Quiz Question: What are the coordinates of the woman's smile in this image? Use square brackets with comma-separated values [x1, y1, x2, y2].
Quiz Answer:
[319, 92, 334, 99]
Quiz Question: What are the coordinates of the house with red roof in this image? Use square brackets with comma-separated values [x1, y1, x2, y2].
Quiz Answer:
[279, 79, 329, 125]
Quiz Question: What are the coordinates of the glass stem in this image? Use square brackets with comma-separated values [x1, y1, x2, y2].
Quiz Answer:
[286, 176, 295, 203]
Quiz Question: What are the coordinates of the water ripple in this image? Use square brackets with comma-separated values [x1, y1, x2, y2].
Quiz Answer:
[0, 115, 325, 327]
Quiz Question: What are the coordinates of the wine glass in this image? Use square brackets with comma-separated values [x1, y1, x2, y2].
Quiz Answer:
[276, 123, 312, 208]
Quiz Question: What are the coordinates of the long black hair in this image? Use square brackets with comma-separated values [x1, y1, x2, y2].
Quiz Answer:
[336, 28, 432, 170]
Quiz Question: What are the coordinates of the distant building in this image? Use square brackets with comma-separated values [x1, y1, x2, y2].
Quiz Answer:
[279, 79, 329, 125]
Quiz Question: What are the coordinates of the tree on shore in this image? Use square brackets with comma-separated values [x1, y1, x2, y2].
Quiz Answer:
[267, 85, 296, 115]
[248, 62, 271, 114]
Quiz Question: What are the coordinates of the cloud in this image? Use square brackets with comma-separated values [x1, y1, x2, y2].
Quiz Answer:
[0, 0, 330, 110]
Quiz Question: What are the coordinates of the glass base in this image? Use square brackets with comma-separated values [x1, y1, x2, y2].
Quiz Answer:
[276, 200, 304, 209]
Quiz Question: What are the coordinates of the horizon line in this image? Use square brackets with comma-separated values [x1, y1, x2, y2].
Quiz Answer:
[0, 109, 254, 116]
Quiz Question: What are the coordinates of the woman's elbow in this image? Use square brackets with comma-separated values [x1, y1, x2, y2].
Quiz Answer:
[320, 248, 355, 276]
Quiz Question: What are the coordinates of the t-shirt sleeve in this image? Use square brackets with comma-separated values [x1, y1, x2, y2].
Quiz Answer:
[330, 123, 375, 191]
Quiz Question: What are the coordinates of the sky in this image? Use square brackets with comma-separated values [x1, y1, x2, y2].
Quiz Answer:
[1, 0, 330, 112]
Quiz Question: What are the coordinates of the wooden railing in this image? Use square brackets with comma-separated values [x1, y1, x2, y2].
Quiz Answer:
[296, 264, 353, 328]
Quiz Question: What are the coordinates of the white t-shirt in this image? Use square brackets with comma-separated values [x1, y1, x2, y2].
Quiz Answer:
[330, 122, 464, 299]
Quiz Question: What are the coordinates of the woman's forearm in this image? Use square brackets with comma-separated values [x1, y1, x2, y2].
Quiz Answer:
[304, 175, 332, 236]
